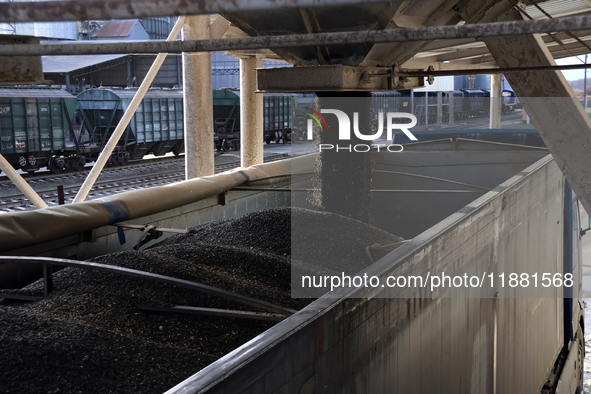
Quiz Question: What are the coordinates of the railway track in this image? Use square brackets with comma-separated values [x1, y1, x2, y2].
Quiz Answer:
[0, 155, 185, 186]
[0, 154, 288, 212]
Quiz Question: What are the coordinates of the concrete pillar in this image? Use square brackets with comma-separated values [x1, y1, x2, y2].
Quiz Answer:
[484, 16, 591, 213]
[489, 74, 502, 129]
[449, 91, 454, 126]
[239, 56, 264, 167]
[65, 73, 70, 93]
[182, 15, 214, 179]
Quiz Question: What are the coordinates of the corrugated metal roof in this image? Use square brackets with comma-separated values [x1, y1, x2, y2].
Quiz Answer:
[525, 0, 591, 19]
[90, 20, 139, 38]
[42, 54, 128, 73]
[409, 0, 591, 67]
[0, 88, 75, 99]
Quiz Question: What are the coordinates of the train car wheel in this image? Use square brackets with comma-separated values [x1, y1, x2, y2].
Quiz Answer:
[118, 152, 130, 166]
[49, 158, 63, 174]
[18, 156, 27, 168]
[265, 137, 271, 145]
[222, 140, 229, 152]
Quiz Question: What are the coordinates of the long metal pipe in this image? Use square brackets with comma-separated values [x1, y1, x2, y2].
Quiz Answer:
[3, 14, 591, 57]
[72, 16, 186, 204]
[0, 256, 296, 316]
[400, 63, 591, 77]
[0, 0, 394, 23]
[0, 154, 48, 209]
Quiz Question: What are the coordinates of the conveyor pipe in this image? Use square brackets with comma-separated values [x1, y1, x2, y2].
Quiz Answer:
[72, 16, 187, 203]
[0, 154, 48, 209]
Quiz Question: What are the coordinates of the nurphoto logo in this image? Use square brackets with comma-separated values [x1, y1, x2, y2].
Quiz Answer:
[305, 108, 418, 152]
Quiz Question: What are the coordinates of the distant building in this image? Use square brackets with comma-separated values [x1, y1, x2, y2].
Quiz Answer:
[89, 20, 150, 41]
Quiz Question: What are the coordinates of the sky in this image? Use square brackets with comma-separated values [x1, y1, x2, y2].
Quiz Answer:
[556, 55, 591, 81]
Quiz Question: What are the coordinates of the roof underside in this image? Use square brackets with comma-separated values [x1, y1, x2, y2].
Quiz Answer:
[42, 54, 128, 73]
[222, 0, 591, 71]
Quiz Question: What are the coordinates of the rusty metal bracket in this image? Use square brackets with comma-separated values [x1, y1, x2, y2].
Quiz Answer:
[113, 223, 188, 250]
[426, 66, 435, 85]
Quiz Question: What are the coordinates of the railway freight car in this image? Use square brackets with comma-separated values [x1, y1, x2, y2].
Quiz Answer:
[77, 87, 185, 164]
[0, 87, 84, 174]
[212, 88, 298, 150]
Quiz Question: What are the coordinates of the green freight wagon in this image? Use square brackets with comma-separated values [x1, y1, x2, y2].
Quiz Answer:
[77, 87, 185, 164]
[212, 88, 298, 151]
[0, 87, 80, 173]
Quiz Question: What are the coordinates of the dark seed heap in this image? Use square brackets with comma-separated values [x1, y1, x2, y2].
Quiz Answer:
[0, 207, 403, 393]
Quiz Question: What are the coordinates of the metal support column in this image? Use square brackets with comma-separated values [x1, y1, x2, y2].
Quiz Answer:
[424, 93, 429, 129]
[183, 15, 214, 179]
[449, 91, 454, 126]
[485, 16, 591, 213]
[436, 91, 442, 128]
[240, 56, 264, 167]
[490, 74, 502, 129]
[65, 74, 71, 93]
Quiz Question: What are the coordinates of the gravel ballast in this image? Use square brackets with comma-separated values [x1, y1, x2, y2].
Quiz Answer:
[0, 207, 403, 393]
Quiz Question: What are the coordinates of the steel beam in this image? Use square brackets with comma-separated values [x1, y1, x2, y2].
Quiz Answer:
[183, 15, 214, 179]
[484, 18, 591, 213]
[257, 65, 424, 93]
[400, 63, 591, 77]
[0, 35, 48, 85]
[0, 0, 399, 23]
[240, 56, 264, 167]
[3, 15, 591, 57]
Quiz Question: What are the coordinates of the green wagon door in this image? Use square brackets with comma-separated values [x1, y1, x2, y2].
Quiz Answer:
[37, 98, 53, 151]
[160, 99, 169, 141]
[143, 99, 154, 142]
[50, 99, 65, 150]
[264, 97, 270, 132]
[11, 98, 30, 154]
[0, 98, 14, 155]
[26, 98, 40, 152]
[152, 99, 161, 142]
[135, 98, 145, 144]
[168, 98, 176, 140]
